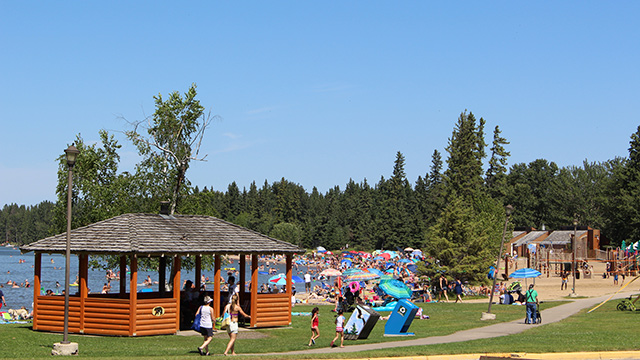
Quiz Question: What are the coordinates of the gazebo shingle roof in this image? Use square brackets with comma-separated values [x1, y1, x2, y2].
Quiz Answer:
[20, 213, 303, 255]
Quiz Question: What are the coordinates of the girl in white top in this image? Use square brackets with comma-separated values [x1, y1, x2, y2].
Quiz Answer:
[195, 296, 214, 356]
[330, 309, 345, 348]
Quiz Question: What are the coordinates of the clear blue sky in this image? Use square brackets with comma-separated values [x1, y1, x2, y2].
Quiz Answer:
[1, 2, 639, 206]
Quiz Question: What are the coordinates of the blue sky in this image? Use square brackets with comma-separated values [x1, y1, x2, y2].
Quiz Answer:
[1, 2, 639, 206]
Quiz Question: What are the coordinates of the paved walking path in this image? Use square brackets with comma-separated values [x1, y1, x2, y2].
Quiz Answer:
[256, 291, 636, 357]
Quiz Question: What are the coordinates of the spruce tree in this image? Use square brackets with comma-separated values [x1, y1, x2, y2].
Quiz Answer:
[485, 125, 511, 200]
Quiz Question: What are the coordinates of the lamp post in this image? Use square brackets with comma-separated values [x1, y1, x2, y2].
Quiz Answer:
[571, 217, 578, 297]
[53, 145, 79, 356]
[482, 204, 513, 320]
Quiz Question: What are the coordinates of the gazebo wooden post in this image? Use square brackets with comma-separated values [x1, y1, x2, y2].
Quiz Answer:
[195, 255, 202, 291]
[172, 256, 181, 332]
[286, 254, 292, 325]
[79, 254, 89, 333]
[239, 254, 246, 305]
[129, 255, 138, 336]
[159, 256, 166, 295]
[251, 254, 258, 328]
[119, 255, 127, 298]
[214, 254, 221, 316]
[33, 252, 41, 330]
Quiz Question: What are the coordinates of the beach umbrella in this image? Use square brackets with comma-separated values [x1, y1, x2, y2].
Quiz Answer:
[404, 247, 414, 252]
[373, 256, 385, 261]
[342, 268, 364, 277]
[378, 274, 395, 282]
[509, 267, 542, 287]
[316, 246, 327, 253]
[269, 273, 285, 281]
[367, 268, 384, 277]
[345, 271, 379, 282]
[378, 279, 412, 299]
[341, 259, 353, 268]
[509, 268, 541, 279]
[326, 251, 333, 255]
[406, 264, 418, 273]
[380, 253, 391, 261]
[385, 262, 395, 269]
[398, 259, 412, 264]
[320, 268, 342, 277]
[271, 275, 304, 286]
[411, 249, 423, 256]
[342, 253, 354, 258]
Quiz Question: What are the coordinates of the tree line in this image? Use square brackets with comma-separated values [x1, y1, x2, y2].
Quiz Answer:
[2, 85, 639, 282]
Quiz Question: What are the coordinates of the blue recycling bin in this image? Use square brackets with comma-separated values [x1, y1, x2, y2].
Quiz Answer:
[384, 299, 419, 336]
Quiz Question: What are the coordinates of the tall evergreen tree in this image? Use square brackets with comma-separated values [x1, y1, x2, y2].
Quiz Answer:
[609, 126, 640, 244]
[444, 111, 486, 200]
[485, 125, 511, 200]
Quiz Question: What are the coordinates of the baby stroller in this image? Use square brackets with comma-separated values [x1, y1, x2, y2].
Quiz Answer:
[507, 281, 522, 293]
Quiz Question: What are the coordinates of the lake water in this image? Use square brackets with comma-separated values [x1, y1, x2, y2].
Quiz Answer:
[0, 247, 314, 310]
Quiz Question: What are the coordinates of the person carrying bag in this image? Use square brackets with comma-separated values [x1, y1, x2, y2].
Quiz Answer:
[195, 296, 215, 356]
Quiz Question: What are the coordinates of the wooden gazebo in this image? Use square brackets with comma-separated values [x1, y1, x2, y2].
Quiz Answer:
[20, 212, 303, 336]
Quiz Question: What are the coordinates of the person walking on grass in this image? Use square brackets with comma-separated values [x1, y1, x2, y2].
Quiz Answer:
[330, 309, 345, 348]
[439, 274, 449, 302]
[223, 294, 251, 356]
[308, 307, 320, 346]
[453, 278, 463, 303]
[195, 296, 214, 356]
[524, 284, 539, 324]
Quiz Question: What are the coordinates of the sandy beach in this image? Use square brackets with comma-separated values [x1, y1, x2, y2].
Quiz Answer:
[492, 260, 639, 302]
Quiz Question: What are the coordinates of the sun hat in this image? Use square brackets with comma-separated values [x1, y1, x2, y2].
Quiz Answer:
[203, 296, 213, 304]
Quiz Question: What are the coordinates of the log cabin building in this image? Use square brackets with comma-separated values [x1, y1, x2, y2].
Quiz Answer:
[20, 209, 303, 336]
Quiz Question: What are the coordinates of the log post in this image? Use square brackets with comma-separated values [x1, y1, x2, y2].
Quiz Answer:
[239, 254, 246, 305]
[33, 252, 41, 330]
[214, 254, 221, 317]
[172, 256, 181, 333]
[251, 254, 258, 328]
[286, 253, 292, 325]
[129, 255, 138, 336]
[79, 254, 88, 333]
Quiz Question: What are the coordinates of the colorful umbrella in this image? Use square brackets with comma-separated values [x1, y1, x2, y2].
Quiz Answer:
[341, 259, 353, 267]
[342, 268, 364, 277]
[509, 267, 542, 287]
[404, 247, 414, 252]
[270, 275, 304, 286]
[398, 259, 412, 264]
[406, 264, 418, 273]
[342, 253, 354, 258]
[373, 256, 385, 261]
[344, 271, 380, 282]
[378, 279, 412, 299]
[316, 246, 327, 253]
[268, 273, 285, 283]
[509, 268, 541, 279]
[320, 268, 342, 277]
[367, 268, 384, 277]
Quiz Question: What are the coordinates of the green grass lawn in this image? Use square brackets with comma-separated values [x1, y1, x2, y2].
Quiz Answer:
[3, 300, 637, 359]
